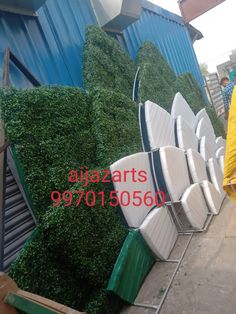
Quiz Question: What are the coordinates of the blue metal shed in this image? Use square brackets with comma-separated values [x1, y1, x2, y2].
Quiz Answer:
[0, 0, 204, 91]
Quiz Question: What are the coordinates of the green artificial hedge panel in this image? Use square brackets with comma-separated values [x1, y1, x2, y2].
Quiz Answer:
[0, 87, 96, 220]
[91, 88, 143, 167]
[138, 62, 175, 111]
[174, 73, 206, 114]
[186, 73, 206, 102]
[42, 179, 127, 288]
[205, 107, 226, 138]
[85, 289, 126, 314]
[136, 42, 176, 111]
[136, 42, 176, 85]
[9, 229, 85, 310]
[136, 42, 176, 110]
[10, 178, 128, 314]
[84, 26, 135, 98]
[136, 42, 208, 114]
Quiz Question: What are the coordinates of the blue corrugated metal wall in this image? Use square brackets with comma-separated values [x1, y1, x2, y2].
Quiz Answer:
[121, 1, 204, 90]
[0, 0, 204, 91]
[0, 0, 97, 87]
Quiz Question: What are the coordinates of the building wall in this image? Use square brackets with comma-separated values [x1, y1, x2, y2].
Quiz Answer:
[0, 0, 97, 88]
[121, 1, 204, 87]
[0, 0, 204, 92]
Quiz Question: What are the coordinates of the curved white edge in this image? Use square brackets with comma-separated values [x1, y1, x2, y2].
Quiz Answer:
[186, 149, 208, 183]
[199, 136, 215, 161]
[207, 157, 225, 198]
[181, 183, 208, 229]
[110, 152, 156, 228]
[140, 206, 178, 260]
[215, 137, 226, 151]
[196, 117, 216, 142]
[171, 93, 196, 130]
[145, 100, 175, 150]
[216, 146, 225, 158]
[218, 155, 225, 175]
[176, 116, 198, 151]
[195, 108, 213, 132]
[160, 146, 190, 202]
[201, 180, 222, 215]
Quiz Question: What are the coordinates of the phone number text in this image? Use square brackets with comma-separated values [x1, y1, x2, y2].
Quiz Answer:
[50, 190, 166, 208]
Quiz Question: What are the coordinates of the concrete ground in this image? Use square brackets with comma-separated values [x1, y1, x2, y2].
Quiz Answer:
[121, 198, 236, 314]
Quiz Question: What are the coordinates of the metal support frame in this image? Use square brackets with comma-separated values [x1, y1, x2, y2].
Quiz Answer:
[178, 213, 214, 234]
[133, 233, 194, 313]
[131, 198, 215, 312]
[2, 47, 41, 87]
[165, 200, 214, 233]
[132, 197, 215, 312]
[167, 202, 185, 231]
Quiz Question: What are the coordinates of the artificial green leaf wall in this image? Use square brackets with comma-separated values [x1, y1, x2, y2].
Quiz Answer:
[91, 87, 142, 167]
[84, 26, 135, 97]
[1, 87, 95, 220]
[136, 42, 176, 111]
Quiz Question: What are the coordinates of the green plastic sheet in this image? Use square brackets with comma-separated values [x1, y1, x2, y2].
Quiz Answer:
[107, 229, 155, 303]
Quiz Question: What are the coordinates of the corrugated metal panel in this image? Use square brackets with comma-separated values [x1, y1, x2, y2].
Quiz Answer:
[142, 0, 184, 24]
[0, 0, 204, 92]
[121, 3, 205, 93]
[0, 0, 97, 88]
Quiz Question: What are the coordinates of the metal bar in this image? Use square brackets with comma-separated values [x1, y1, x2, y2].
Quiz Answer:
[133, 302, 158, 310]
[155, 233, 193, 314]
[178, 213, 214, 234]
[2, 48, 10, 87]
[156, 258, 179, 263]
[9, 50, 41, 87]
[132, 66, 140, 102]
[164, 259, 179, 263]
[166, 199, 214, 234]
[133, 234, 193, 313]
[168, 203, 184, 231]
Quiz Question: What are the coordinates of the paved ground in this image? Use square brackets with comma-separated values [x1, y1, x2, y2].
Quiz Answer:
[122, 198, 236, 314]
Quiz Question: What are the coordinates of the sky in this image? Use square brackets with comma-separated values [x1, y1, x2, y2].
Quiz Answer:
[149, 0, 236, 73]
